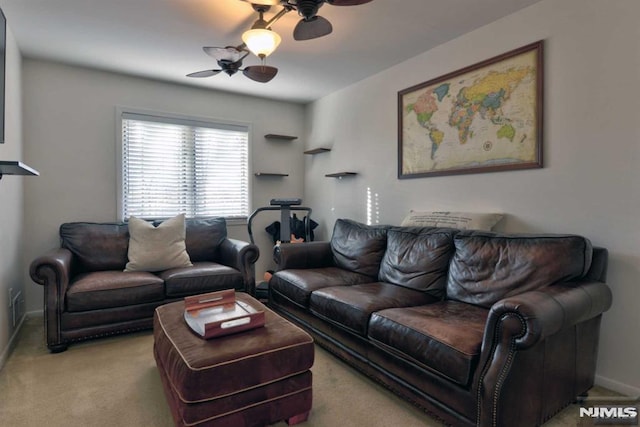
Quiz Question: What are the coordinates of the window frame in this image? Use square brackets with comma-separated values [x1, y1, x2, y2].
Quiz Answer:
[116, 107, 253, 222]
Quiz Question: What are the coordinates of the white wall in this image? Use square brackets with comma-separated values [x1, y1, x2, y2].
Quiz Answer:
[0, 24, 26, 367]
[22, 60, 306, 313]
[304, 0, 640, 395]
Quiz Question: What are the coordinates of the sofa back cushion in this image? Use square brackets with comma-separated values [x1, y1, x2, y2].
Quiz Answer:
[60, 222, 130, 272]
[61, 217, 228, 273]
[185, 217, 228, 262]
[379, 227, 456, 298]
[447, 231, 593, 308]
[331, 219, 388, 278]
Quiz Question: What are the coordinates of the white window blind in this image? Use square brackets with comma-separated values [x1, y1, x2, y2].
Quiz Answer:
[121, 112, 249, 220]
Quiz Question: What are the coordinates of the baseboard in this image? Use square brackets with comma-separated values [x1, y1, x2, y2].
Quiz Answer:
[0, 313, 28, 372]
[596, 374, 640, 397]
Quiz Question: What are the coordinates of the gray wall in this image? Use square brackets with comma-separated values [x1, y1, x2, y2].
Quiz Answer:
[0, 25, 25, 367]
[303, 0, 640, 395]
[22, 60, 306, 313]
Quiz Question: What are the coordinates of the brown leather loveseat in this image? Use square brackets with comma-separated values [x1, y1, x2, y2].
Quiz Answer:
[30, 217, 259, 353]
[269, 219, 612, 426]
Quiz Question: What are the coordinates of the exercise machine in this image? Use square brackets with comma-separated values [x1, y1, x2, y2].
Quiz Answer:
[247, 198, 313, 300]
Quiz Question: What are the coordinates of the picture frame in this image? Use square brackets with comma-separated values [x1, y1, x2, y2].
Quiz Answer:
[398, 40, 543, 179]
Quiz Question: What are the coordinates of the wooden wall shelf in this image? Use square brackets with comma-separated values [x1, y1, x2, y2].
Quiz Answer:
[254, 172, 289, 177]
[264, 134, 298, 141]
[325, 172, 357, 178]
[304, 148, 331, 155]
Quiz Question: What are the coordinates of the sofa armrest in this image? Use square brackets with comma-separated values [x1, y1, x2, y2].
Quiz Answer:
[218, 238, 259, 294]
[475, 281, 612, 426]
[481, 281, 611, 351]
[29, 248, 74, 351]
[30, 248, 73, 292]
[273, 241, 335, 270]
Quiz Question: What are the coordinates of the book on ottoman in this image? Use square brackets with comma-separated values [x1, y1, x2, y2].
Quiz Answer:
[183, 289, 265, 339]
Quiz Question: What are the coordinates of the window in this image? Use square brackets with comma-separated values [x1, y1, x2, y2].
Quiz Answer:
[120, 111, 249, 220]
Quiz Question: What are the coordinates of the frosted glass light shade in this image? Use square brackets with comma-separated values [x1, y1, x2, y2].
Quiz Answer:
[242, 28, 282, 58]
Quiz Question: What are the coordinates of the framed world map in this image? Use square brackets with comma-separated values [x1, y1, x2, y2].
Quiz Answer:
[398, 41, 543, 179]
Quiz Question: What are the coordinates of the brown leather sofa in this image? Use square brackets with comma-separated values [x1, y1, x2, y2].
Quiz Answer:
[30, 217, 259, 353]
[269, 219, 612, 426]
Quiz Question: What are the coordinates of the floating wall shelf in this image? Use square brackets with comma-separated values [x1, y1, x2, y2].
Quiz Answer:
[0, 161, 39, 180]
[264, 134, 298, 141]
[325, 172, 357, 178]
[254, 172, 289, 177]
[304, 148, 331, 155]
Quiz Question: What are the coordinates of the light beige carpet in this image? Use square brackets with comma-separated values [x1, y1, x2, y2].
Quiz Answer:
[0, 317, 610, 426]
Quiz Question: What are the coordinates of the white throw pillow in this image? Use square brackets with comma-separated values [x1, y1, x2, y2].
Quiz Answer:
[124, 214, 193, 272]
[400, 211, 503, 231]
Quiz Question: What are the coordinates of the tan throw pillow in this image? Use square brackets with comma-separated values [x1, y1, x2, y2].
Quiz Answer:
[124, 214, 193, 272]
[400, 211, 503, 231]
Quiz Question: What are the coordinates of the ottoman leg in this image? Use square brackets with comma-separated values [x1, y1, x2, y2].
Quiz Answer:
[286, 411, 310, 425]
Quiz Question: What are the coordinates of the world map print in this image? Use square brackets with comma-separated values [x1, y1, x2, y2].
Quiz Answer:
[399, 43, 542, 178]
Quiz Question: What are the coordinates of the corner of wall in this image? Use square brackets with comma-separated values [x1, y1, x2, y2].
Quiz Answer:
[0, 17, 27, 368]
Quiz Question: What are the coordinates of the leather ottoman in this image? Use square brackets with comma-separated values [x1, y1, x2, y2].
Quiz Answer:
[153, 293, 314, 427]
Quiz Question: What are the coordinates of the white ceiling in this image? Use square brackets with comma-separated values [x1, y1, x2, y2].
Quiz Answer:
[0, 0, 543, 103]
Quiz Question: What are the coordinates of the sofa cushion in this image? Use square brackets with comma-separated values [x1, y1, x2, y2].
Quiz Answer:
[158, 262, 243, 297]
[66, 271, 164, 312]
[368, 301, 489, 386]
[125, 214, 193, 272]
[309, 282, 437, 337]
[184, 217, 228, 262]
[379, 228, 455, 298]
[60, 222, 129, 272]
[270, 267, 374, 309]
[330, 219, 388, 278]
[447, 231, 593, 308]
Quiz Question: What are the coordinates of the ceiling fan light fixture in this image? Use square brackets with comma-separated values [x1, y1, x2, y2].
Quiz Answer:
[242, 28, 282, 59]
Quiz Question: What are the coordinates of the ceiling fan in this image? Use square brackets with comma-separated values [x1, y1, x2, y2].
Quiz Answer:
[187, 46, 278, 83]
[186, 0, 373, 83]
[245, 0, 374, 41]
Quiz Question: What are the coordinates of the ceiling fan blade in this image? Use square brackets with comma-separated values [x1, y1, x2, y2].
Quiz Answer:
[203, 46, 248, 62]
[187, 69, 222, 78]
[243, 65, 278, 83]
[239, 0, 281, 5]
[326, 0, 374, 5]
[293, 16, 333, 41]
